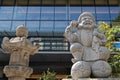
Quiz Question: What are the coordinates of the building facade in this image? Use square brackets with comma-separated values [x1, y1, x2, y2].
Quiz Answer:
[0, 0, 120, 80]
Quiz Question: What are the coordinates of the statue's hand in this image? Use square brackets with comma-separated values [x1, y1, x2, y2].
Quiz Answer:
[70, 20, 78, 28]
[93, 31, 98, 37]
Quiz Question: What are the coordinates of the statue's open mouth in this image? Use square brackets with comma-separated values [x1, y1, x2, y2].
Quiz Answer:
[83, 21, 92, 25]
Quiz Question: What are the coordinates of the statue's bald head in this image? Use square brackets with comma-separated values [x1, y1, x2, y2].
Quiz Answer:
[78, 12, 95, 23]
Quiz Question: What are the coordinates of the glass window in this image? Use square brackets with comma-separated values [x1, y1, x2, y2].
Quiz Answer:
[2, 0, 14, 6]
[41, 7, 54, 20]
[11, 21, 25, 31]
[15, 0, 28, 6]
[55, 0, 67, 6]
[13, 7, 27, 20]
[82, 7, 95, 13]
[110, 7, 120, 21]
[54, 21, 68, 32]
[27, 7, 40, 20]
[0, 7, 13, 20]
[96, 7, 110, 20]
[109, 0, 118, 6]
[69, 0, 81, 6]
[95, 0, 108, 6]
[82, 0, 94, 6]
[29, 0, 41, 6]
[40, 21, 53, 31]
[42, 0, 54, 6]
[69, 7, 81, 20]
[55, 7, 68, 20]
[26, 21, 39, 31]
[0, 21, 11, 31]
[0, 0, 1, 5]
[82, 7, 96, 19]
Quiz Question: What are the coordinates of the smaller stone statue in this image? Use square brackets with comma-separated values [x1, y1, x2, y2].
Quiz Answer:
[2, 25, 39, 80]
[64, 12, 112, 79]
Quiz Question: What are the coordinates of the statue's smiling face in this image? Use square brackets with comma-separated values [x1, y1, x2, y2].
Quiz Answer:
[80, 16, 95, 29]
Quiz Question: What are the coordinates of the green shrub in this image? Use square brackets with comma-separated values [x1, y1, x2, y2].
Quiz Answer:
[98, 21, 120, 74]
[38, 68, 56, 80]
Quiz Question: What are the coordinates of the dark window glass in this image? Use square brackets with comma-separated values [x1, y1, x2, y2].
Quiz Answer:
[0, 0, 1, 5]
[41, 7, 54, 20]
[0, 7, 13, 20]
[55, 7, 68, 20]
[54, 21, 68, 32]
[55, 0, 67, 6]
[13, 7, 27, 20]
[95, 0, 108, 6]
[12, 21, 25, 31]
[29, 0, 41, 6]
[42, 0, 54, 6]
[109, 0, 118, 6]
[82, 0, 94, 6]
[96, 7, 110, 20]
[26, 21, 39, 31]
[69, 7, 81, 20]
[0, 21, 11, 31]
[69, 0, 81, 6]
[40, 21, 53, 31]
[27, 7, 40, 20]
[2, 0, 14, 6]
[15, 0, 28, 6]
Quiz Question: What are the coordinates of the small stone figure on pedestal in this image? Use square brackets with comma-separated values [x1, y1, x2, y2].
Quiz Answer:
[64, 12, 112, 79]
[1, 25, 39, 80]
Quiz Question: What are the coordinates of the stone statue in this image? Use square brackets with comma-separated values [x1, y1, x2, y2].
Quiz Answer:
[64, 12, 112, 79]
[1, 25, 39, 80]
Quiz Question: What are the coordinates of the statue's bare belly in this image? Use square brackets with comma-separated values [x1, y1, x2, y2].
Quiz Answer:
[80, 30, 93, 47]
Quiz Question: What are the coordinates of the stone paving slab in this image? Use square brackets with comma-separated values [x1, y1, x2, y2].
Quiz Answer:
[62, 78, 120, 80]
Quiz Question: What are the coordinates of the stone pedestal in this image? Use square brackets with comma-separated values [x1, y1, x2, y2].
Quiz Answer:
[1, 25, 39, 80]
[4, 66, 33, 80]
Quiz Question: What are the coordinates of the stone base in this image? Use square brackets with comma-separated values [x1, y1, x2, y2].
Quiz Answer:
[62, 78, 120, 80]
[8, 77, 25, 80]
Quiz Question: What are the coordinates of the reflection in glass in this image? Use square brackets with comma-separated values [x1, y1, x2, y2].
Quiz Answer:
[54, 21, 68, 31]
[13, 7, 27, 20]
[41, 7, 54, 20]
[110, 7, 120, 20]
[0, 7, 13, 20]
[29, 0, 41, 6]
[40, 21, 53, 31]
[96, 7, 110, 20]
[82, 7, 95, 13]
[69, 7, 81, 20]
[26, 21, 39, 31]
[0, 21, 11, 31]
[27, 7, 40, 20]
[55, 7, 67, 20]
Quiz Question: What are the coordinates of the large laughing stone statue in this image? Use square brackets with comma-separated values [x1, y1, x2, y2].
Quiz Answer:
[64, 12, 112, 79]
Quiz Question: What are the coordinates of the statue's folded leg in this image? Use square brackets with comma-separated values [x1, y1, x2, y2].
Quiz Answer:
[99, 47, 110, 61]
[70, 43, 83, 63]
